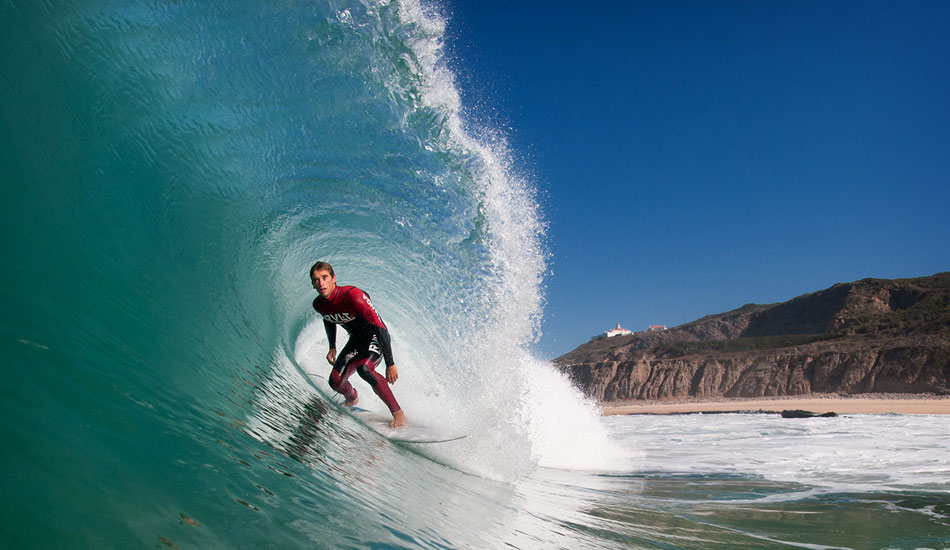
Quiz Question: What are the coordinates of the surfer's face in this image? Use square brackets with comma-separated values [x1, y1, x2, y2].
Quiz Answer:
[311, 269, 337, 298]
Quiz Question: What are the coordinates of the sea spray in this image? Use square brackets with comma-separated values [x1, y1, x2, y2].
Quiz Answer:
[277, 0, 625, 479]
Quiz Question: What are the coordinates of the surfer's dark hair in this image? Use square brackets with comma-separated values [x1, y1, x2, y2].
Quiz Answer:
[310, 261, 335, 278]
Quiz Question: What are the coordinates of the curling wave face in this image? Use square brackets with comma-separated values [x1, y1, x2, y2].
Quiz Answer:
[2, 0, 620, 547]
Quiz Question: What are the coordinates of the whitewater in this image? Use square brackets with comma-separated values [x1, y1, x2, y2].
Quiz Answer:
[1, 0, 947, 548]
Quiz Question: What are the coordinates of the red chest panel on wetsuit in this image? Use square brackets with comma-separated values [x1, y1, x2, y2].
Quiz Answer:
[313, 285, 386, 337]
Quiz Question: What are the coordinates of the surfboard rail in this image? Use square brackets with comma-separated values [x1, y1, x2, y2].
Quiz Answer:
[347, 407, 467, 444]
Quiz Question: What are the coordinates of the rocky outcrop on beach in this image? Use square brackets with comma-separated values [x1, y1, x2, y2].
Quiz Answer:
[554, 273, 950, 403]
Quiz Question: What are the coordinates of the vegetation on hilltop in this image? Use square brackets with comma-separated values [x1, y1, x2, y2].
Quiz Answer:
[653, 333, 843, 358]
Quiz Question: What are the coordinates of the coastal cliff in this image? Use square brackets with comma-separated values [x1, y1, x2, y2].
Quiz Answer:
[554, 273, 950, 403]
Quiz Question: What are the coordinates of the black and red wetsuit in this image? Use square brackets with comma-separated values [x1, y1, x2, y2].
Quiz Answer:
[312, 285, 401, 413]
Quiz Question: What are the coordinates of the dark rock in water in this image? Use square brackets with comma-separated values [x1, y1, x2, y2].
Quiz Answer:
[781, 409, 837, 418]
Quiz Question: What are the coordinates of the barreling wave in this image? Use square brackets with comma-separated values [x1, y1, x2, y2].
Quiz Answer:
[246, 0, 617, 478]
[1, 0, 620, 547]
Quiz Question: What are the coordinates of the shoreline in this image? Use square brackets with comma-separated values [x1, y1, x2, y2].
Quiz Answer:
[601, 394, 950, 416]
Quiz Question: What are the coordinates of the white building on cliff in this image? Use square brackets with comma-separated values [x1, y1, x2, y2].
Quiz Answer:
[591, 322, 633, 341]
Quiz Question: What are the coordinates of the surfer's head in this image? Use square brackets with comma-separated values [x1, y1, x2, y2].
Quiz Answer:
[310, 261, 337, 298]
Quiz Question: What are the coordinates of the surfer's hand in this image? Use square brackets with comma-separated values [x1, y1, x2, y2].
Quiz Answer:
[386, 364, 398, 384]
[326, 348, 336, 365]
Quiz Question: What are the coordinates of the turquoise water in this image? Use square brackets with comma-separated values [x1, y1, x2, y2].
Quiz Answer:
[2, 1, 948, 548]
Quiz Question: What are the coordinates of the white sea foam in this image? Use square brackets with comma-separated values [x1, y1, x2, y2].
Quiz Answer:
[606, 412, 950, 494]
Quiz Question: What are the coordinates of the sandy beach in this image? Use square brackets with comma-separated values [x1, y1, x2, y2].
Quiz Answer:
[602, 394, 950, 416]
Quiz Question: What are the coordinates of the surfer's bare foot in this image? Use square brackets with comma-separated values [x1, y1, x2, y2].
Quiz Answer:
[389, 409, 407, 428]
[344, 395, 359, 408]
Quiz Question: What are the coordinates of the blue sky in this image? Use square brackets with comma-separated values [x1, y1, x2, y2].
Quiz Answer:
[443, 1, 950, 359]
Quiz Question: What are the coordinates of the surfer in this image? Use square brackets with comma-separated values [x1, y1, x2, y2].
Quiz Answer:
[309, 261, 408, 428]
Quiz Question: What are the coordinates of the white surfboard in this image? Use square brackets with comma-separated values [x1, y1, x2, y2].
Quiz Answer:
[348, 407, 466, 444]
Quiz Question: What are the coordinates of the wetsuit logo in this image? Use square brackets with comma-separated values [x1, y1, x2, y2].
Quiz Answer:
[362, 293, 378, 314]
[323, 313, 354, 324]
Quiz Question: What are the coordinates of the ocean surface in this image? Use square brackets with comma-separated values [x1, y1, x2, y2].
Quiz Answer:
[2, 0, 948, 548]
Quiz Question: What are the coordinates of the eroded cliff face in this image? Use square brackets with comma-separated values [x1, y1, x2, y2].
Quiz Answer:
[555, 274, 950, 403]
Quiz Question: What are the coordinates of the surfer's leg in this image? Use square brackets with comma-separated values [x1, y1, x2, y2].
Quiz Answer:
[353, 351, 401, 416]
[328, 345, 359, 406]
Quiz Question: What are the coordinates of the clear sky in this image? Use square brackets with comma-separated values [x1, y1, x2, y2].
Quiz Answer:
[443, 1, 950, 359]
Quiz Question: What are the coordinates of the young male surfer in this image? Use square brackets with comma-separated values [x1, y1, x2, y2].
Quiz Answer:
[310, 261, 408, 428]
